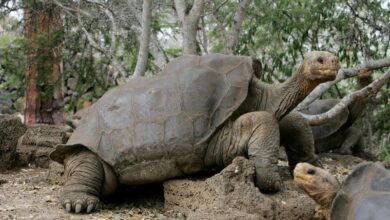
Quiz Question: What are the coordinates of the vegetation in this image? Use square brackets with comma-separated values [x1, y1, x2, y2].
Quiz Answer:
[0, 0, 389, 156]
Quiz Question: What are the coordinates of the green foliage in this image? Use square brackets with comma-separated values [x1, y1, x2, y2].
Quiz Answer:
[164, 48, 182, 58]
[235, 0, 389, 81]
[33, 29, 64, 101]
[0, 22, 26, 111]
[0, 0, 388, 155]
[378, 143, 390, 161]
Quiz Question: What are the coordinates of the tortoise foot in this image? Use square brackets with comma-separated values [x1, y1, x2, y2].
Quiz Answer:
[60, 191, 100, 213]
[255, 168, 282, 193]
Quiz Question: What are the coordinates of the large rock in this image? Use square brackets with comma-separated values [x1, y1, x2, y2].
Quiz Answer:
[164, 157, 316, 220]
[16, 124, 68, 168]
[0, 114, 26, 171]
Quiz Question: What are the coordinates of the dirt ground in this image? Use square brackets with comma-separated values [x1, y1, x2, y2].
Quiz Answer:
[0, 153, 365, 220]
[0, 167, 167, 220]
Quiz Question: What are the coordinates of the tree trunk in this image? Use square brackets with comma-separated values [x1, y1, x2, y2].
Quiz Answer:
[133, 0, 152, 78]
[174, 0, 204, 55]
[24, 0, 64, 125]
[223, 0, 251, 54]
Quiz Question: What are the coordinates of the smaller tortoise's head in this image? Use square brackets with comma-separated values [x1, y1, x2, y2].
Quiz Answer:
[293, 163, 339, 211]
[301, 51, 339, 82]
[357, 68, 370, 79]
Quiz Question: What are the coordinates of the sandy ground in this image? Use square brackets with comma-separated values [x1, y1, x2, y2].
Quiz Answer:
[0, 153, 365, 220]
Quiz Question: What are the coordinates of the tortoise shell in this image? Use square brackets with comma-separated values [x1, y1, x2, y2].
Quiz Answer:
[51, 54, 259, 183]
[300, 99, 349, 139]
[331, 162, 390, 220]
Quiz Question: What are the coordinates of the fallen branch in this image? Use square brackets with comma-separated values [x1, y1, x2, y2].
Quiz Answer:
[297, 57, 390, 110]
[300, 70, 390, 125]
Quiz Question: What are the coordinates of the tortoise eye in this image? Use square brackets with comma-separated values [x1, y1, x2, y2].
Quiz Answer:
[307, 169, 316, 175]
[317, 57, 324, 64]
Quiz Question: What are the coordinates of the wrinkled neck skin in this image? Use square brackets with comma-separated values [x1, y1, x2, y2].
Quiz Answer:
[345, 75, 373, 126]
[358, 75, 372, 89]
[238, 67, 320, 120]
[311, 188, 338, 220]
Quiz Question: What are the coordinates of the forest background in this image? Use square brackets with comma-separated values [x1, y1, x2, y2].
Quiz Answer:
[0, 0, 389, 158]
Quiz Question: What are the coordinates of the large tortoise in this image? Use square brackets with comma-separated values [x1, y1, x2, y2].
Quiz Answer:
[298, 69, 373, 158]
[50, 52, 339, 213]
[294, 162, 390, 220]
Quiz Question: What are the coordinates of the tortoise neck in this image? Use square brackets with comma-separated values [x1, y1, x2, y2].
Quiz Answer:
[313, 190, 338, 220]
[346, 75, 373, 123]
[247, 65, 320, 120]
[357, 75, 372, 89]
[273, 70, 318, 119]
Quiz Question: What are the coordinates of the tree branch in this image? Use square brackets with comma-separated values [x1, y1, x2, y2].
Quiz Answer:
[301, 70, 390, 125]
[188, 0, 204, 21]
[297, 57, 390, 110]
[224, 0, 251, 54]
[133, 0, 152, 78]
[126, 0, 168, 69]
[173, 0, 186, 21]
[76, 2, 127, 80]
[174, 0, 205, 54]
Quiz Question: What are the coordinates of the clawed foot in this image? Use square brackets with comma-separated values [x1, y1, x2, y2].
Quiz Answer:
[255, 168, 282, 193]
[60, 192, 100, 213]
[336, 148, 352, 155]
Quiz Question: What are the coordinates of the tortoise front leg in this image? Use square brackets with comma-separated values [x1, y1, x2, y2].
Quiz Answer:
[337, 127, 361, 155]
[61, 149, 118, 213]
[205, 111, 282, 193]
[279, 111, 321, 173]
[244, 112, 282, 193]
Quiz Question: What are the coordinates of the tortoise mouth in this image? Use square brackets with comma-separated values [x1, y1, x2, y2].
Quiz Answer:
[293, 174, 312, 187]
[293, 172, 312, 186]
[317, 68, 339, 75]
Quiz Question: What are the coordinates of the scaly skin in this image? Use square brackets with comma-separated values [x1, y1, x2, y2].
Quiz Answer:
[205, 111, 282, 192]
[61, 150, 117, 213]
[293, 163, 339, 220]
[279, 111, 322, 172]
[60, 51, 339, 212]
[205, 51, 339, 192]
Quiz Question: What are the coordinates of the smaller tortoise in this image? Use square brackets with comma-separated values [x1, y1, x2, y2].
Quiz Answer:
[298, 69, 373, 158]
[293, 162, 390, 220]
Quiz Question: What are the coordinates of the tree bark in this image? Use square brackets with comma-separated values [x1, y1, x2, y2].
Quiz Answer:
[297, 58, 390, 110]
[174, 0, 204, 55]
[125, 0, 169, 70]
[133, 0, 152, 78]
[301, 70, 390, 125]
[223, 0, 251, 54]
[24, 0, 64, 125]
[24, 2, 37, 124]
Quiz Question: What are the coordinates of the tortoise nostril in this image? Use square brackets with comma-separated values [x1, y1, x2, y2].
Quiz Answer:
[307, 169, 316, 175]
[331, 58, 338, 65]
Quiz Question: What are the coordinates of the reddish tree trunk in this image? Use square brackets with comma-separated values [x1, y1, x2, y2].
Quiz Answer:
[24, 0, 64, 125]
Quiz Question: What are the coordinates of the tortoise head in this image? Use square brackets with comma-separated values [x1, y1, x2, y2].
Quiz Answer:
[300, 51, 339, 82]
[293, 163, 339, 212]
